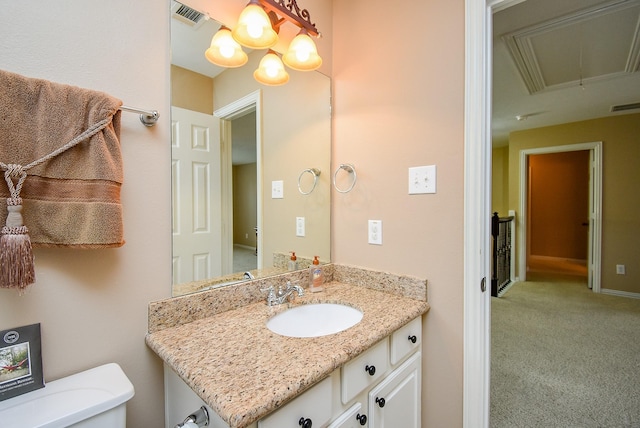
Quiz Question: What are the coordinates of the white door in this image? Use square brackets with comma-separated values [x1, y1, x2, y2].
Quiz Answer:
[172, 106, 222, 285]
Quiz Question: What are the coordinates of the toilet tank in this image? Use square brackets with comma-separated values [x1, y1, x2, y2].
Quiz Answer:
[0, 363, 134, 428]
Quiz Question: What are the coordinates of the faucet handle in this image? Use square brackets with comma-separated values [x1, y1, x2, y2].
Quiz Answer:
[260, 285, 277, 305]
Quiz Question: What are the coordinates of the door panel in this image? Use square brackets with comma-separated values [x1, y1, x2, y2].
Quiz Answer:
[172, 107, 221, 285]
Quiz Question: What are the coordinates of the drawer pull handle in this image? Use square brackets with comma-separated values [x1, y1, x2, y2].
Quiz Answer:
[356, 413, 367, 425]
[365, 365, 376, 376]
[408, 335, 417, 343]
[298, 417, 312, 428]
[376, 397, 386, 408]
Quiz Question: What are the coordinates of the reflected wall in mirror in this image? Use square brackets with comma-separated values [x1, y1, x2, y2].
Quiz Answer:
[170, 1, 331, 297]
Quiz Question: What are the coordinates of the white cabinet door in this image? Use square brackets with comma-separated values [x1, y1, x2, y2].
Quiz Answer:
[328, 403, 368, 428]
[367, 352, 421, 428]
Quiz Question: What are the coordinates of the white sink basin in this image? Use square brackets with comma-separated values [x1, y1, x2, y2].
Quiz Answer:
[266, 303, 363, 338]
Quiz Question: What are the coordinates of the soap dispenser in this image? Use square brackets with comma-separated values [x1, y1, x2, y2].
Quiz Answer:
[308, 256, 324, 292]
[288, 252, 298, 271]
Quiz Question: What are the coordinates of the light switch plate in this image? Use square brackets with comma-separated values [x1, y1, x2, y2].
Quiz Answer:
[409, 165, 436, 194]
[368, 220, 382, 245]
[296, 217, 305, 237]
[272, 180, 284, 199]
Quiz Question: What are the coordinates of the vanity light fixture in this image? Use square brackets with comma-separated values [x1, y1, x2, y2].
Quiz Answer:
[254, 49, 290, 86]
[205, 0, 322, 84]
[282, 28, 322, 71]
[205, 26, 248, 68]
[232, 0, 279, 49]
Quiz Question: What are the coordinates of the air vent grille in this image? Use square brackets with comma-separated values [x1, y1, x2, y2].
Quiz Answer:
[610, 102, 640, 112]
[171, 2, 205, 27]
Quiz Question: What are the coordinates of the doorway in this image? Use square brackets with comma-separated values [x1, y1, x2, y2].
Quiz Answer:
[518, 143, 602, 291]
[215, 90, 263, 275]
[526, 150, 589, 279]
[230, 112, 258, 273]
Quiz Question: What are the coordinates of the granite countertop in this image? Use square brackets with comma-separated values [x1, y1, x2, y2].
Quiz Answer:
[146, 280, 429, 428]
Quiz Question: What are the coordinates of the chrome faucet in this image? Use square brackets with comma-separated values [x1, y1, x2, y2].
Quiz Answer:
[243, 271, 255, 280]
[262, 281, 304, 306]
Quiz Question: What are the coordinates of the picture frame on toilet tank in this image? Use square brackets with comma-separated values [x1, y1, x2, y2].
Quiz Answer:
[0, 323, 44, 401]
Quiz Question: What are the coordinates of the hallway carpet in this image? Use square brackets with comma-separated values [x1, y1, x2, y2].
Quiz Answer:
[490, 277, 640, 427]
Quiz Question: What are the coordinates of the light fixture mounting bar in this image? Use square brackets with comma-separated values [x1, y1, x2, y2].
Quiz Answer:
[258, 0, 320, 37]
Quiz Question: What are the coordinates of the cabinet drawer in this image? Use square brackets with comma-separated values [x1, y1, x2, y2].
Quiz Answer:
[258, 376, 332, 428]
[341, 338, 389, 404]
[390, 316, 422, 365]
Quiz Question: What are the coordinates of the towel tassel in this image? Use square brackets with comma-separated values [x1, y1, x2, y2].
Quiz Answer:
[0, 166, 35, 291]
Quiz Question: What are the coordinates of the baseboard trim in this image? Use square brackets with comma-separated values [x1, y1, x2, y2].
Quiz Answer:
[234, 244, 255, 251]
[600, 288, 640, 300]
[529, 255, 587, 265]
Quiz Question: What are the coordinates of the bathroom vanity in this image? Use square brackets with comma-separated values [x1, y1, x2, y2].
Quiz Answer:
[146, 265, 429, 428]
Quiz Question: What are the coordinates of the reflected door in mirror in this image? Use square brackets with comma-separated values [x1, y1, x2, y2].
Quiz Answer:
[172, 107, 222, 285]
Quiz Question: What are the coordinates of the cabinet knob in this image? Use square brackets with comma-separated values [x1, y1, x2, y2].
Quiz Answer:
[408, 335, 417, 344]
[365, 365, 376, 376]
[376, 397, 386, 408]
[298, 417, 312, 428]
[356, 413, 367, 425]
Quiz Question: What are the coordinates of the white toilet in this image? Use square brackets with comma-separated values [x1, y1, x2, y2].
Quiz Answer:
[0, 363, 134, 427]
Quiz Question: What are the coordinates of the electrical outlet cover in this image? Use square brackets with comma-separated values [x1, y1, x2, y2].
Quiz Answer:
[368, 220, 382, 245]
[296, 217, 305, 237]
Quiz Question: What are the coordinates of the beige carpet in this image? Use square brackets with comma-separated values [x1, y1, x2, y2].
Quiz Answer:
[490, 275, 640, 427]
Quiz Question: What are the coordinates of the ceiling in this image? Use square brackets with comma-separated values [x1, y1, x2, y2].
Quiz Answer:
[492, 0, 640, 146]
[171, 2, 227, 78]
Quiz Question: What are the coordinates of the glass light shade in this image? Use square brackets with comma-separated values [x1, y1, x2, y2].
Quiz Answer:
[205, 27, 248, 68]
[283, 30, 322, 71]
[254, 51, 290, 86]
[232, 3, 278, 49]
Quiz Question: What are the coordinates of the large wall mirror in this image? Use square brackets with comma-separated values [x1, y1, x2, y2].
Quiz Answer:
[170, 0, 331, 296]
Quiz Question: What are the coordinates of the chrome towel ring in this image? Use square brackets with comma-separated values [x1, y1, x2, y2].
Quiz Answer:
[298, 168, 321, 195]
[333, 163, 357, 193]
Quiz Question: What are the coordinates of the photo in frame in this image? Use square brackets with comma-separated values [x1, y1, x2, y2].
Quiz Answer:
[0, 323, 44, 401]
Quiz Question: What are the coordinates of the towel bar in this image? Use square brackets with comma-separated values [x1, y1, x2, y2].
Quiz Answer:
[119, 105, 159, 127]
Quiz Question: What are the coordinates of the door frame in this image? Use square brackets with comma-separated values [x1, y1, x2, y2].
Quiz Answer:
[464, 0, 527, 426]
[214, 90, 263, 274]
[518, 142, 602, 291]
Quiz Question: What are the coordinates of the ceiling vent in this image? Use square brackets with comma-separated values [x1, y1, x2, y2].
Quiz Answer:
[610, 102, 640, 112]
[171, 1, 206, 29]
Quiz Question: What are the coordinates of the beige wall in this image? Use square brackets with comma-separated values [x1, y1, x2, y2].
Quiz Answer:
[0, 1, 170, 427]
[171, 65, 213, 114]
[233, 163, 258, 247]
[492, 146, 509, 215]
[508, 113, 640, 294]
[332, 1, 465, 426]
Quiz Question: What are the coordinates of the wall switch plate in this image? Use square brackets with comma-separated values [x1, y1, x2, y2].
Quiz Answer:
[616, 264, 626, 275]
[368, 220, 382, 245]
[409, 165, 436, 194]
[296, 217, 305, 237]
[271, 180, 284, 199]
